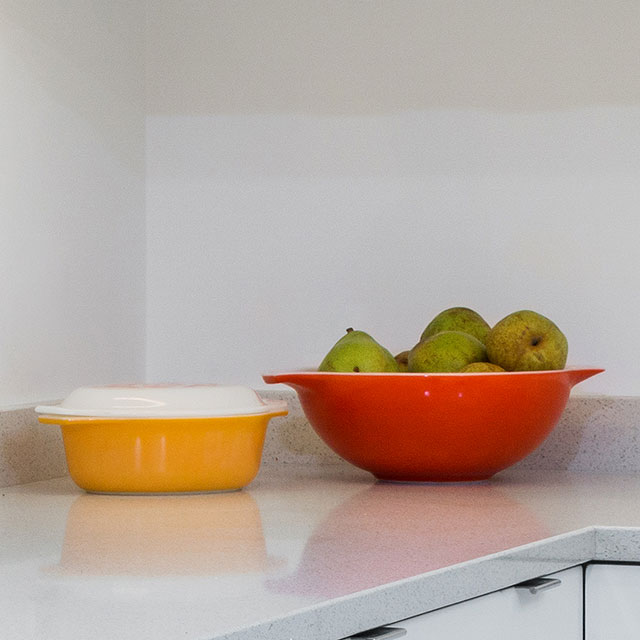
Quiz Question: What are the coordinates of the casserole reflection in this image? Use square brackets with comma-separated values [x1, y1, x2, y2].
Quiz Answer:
[269, 481, 550, 597]
[52, 491, 282, 576]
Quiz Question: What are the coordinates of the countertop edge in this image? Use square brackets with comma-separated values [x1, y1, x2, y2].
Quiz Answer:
[218, 526, 600, 640]
[594, 526, 640, 562]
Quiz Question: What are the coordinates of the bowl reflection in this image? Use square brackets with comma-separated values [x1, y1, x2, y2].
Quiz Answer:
[269, 481, 549, 597]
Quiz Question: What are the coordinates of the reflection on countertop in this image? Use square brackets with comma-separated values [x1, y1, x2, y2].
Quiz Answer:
[268, 480, 549, 597]
[51, 490, 282, 576]
[5, 467, 640, 640]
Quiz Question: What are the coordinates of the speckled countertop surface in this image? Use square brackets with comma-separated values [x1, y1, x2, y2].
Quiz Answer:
[4, 466, 640, 640]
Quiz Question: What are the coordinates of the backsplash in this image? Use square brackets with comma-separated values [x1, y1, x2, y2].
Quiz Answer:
[0, 407, 67, 487]
[1, 392, 639, 487]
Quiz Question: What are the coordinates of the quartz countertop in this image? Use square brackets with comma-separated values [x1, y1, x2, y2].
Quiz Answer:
[3, 466, 640, 640]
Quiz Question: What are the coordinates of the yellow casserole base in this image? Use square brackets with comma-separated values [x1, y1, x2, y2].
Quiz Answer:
[37, 412, 286, 494]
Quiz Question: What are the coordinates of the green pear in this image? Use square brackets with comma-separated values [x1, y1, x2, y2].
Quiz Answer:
[408, 331, 487, 373]
[485, 310, 568, 371]
[459, 362, 506, 373]
[420, 307, 491, 344]
[394, 350, 410, 372]
[319, 328, 400, 373]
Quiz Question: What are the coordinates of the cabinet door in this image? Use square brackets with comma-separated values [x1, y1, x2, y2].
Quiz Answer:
[391, 566, 583, 640]
[585, 563, 640, 639]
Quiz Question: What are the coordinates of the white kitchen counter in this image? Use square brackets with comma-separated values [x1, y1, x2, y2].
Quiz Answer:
[3, 466, 640, 640]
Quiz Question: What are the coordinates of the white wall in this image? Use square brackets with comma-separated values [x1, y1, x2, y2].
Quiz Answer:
[0, 1, 146, 407]
[145, 1, 640, 395]
[3, 1, 637, 406]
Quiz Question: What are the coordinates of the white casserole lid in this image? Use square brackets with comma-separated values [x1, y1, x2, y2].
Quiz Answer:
[35, 384, 287, 418]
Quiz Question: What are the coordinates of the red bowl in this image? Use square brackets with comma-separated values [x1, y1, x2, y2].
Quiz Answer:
[263, 368, 603, 482]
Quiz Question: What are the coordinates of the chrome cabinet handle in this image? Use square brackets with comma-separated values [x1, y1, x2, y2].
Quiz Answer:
[515, 577, 562, 594]
[345, 626, 407, 639]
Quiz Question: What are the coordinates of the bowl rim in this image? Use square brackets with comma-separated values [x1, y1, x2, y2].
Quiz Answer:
[263, 366, 604, 378]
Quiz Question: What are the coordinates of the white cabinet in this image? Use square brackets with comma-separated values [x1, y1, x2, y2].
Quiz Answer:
[585, 563, 640, 639]
[348, 566, 583, 640]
